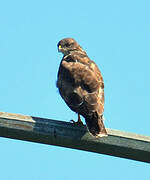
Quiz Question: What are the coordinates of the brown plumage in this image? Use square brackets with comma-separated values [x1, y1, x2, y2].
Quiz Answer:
[56, 38, 107, 137]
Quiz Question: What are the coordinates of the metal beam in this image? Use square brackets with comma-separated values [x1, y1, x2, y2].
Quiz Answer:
[0, 112, 150, 163]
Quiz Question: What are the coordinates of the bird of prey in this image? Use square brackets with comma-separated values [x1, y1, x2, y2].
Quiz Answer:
[56, 38, 107, 137]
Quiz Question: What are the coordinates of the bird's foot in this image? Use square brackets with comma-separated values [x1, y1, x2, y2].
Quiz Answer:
[70, 114, 84, 126]
[70, 119, 84, 126]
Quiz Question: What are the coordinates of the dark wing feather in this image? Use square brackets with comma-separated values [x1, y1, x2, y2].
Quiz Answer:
[57, 53, 104, 116]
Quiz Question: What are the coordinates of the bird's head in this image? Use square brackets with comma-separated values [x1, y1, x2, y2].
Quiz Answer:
[57, 38, 84, 55]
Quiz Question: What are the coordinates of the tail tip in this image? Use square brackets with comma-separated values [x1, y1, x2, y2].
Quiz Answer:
[88, 130, 108, 138]
[95, 133, 108, 138]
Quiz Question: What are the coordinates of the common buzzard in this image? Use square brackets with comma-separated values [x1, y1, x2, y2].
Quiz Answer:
[56, 38, 107, 137]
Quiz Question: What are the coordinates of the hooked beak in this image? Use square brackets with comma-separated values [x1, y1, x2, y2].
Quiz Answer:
[58, 45, 62, 52]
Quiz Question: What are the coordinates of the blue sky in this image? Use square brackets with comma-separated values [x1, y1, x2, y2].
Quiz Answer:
[0, 0, 150, 179]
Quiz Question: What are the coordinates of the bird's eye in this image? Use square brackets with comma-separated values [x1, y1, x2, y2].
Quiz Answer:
[65, 43, 70, 47]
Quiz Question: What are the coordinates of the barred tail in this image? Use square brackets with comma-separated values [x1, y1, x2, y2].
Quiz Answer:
[85, 113, 107, 137]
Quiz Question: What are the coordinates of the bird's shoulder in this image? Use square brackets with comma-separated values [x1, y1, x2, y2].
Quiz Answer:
[57, 51, 103, 92]
[62, 52, 103, 83]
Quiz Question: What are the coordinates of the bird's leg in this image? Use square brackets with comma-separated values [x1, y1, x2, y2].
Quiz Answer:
[77, 114, 83, 125]
[70, 114, 84, 126]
